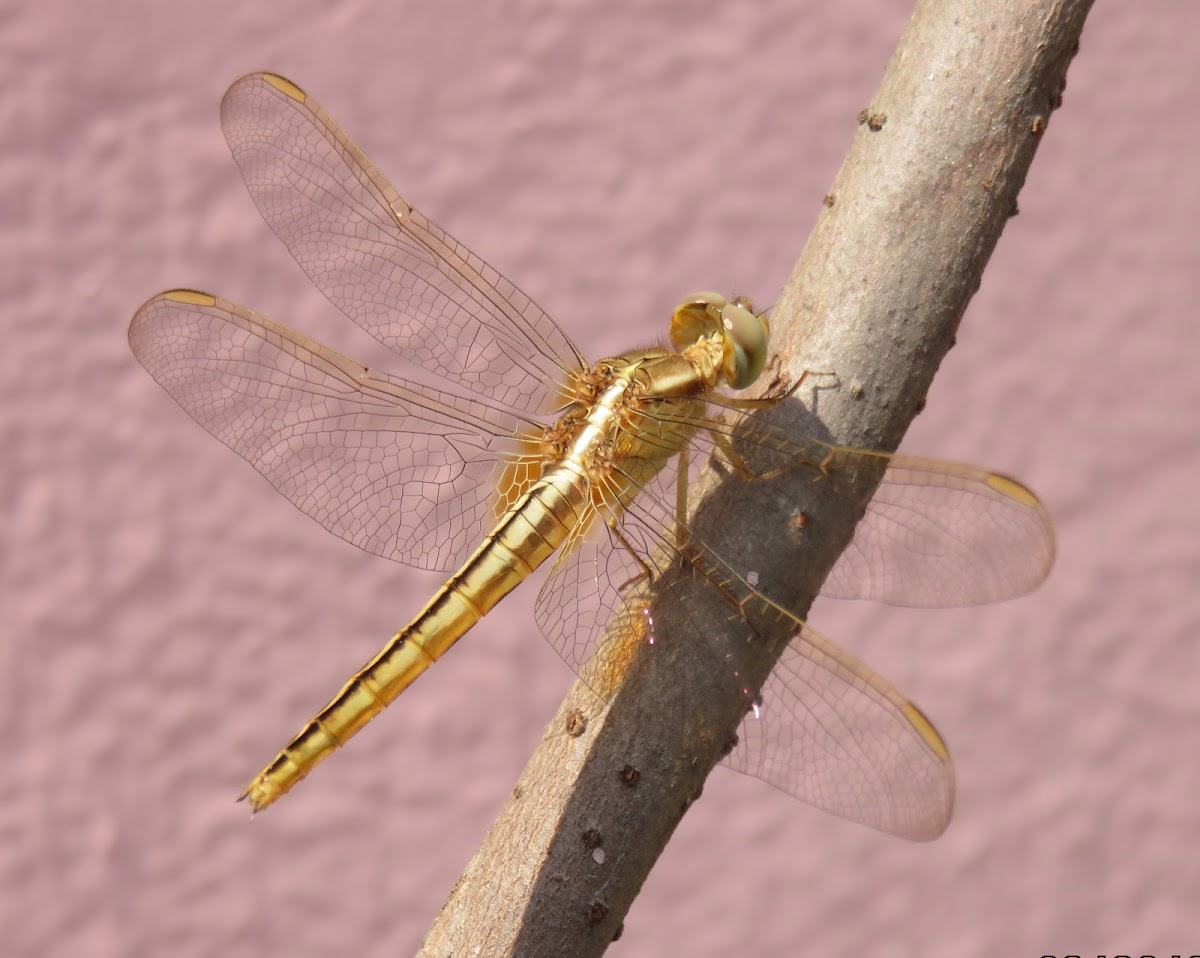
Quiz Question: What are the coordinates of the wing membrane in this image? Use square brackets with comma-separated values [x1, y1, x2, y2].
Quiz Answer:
[721, 619, 954, 840]
[823, 454, 1055, 605]
[652, 403, 1055, 606]
[219, 72, 583, 412]
[129, 290, 535, 572]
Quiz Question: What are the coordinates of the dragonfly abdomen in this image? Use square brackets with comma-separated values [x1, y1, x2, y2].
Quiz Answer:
[241, 467, 591, 810]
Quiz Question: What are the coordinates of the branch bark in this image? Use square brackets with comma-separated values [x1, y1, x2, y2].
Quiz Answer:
[419, 1, 1092, 954]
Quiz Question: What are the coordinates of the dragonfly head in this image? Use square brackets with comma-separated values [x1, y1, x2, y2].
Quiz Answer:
[669, 291, 770, 390]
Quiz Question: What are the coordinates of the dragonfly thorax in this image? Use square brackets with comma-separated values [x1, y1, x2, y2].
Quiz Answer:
[539, 348, 708, 519]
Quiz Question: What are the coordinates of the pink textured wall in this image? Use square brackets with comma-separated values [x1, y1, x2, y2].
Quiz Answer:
[6, 2, 1198, 955]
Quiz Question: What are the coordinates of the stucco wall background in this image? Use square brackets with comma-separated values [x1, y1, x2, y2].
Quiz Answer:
[5, 1, 1198, 955]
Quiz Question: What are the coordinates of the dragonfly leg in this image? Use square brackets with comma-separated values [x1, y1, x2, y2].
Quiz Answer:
[704, 426, 756, 480]
[674, 446, 690, 552]
[608, 515, 658, 589]
[705, 367, 837, 412]
[702, 366, 848, 484]
[702, 420, 824, 485]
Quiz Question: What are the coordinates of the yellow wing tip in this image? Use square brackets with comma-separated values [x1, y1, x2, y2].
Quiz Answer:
[260, 72, 307, 102]
[129, 290, 218, 342]
[985, 472, 1042, 509]
[162, 288, 217, 307]
[902, 702, 951, 763]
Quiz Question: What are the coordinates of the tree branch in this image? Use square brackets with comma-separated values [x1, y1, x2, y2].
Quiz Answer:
[419, 1, 1092, 954]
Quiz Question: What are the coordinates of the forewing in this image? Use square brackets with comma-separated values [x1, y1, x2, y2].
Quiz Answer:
[821, 454, 1055, 606]
[129, 290, 534, 572]
[695, 408, 1054, 606]
[219, 72, 584, 411]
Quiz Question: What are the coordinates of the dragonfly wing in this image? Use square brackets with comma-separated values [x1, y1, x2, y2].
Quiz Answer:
[721, 616, 954, 841]
[534, 515, 645, 700]
[695, 409, 1054, 606]
[821, 454, 1055, 606]
[129, 290, 537, 573]
[532, 452, 954, 839]
[220, 72, 584, 411]
[532, 460, 681, 694]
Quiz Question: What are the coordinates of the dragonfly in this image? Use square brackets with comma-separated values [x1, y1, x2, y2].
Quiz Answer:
[129, 72, 1054, 840]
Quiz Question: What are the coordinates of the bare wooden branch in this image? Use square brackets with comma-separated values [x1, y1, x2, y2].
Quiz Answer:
[419, 1, 1092, 954]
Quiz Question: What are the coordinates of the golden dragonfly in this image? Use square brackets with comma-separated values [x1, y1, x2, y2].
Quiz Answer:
[129, 72, 1053, 840]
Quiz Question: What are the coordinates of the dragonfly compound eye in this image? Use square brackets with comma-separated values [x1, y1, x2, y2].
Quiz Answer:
[719, 298, 768, 390]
